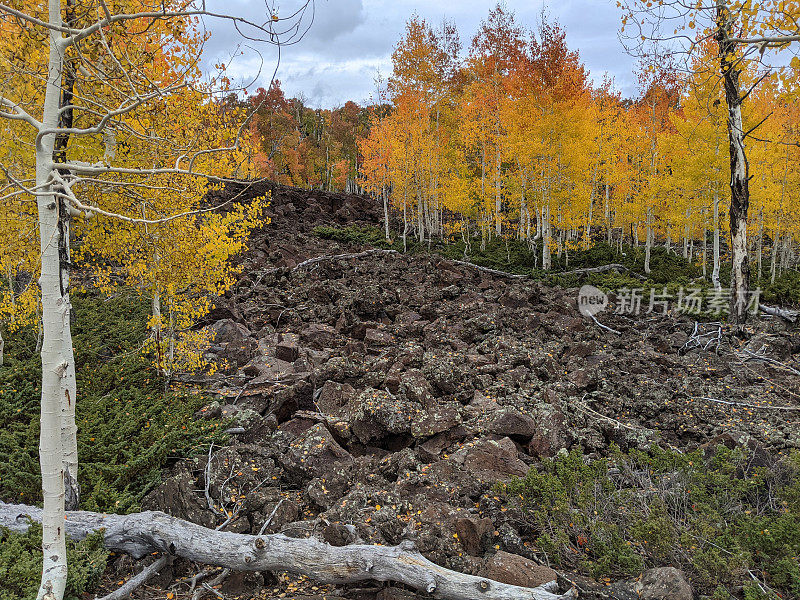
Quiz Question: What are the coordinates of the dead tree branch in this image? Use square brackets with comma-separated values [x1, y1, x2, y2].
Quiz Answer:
[442, 259, 527, 279]
[293, 249, 400, 271]
[95, 555, 171, 600]
[759, 303, 799, 323]
[555, 263, 647, 280]
[0, 503, 575, 600]
[693, 396, 800, 412]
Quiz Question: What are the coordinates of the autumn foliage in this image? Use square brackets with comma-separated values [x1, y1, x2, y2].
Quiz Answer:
[354, 5, 799, 275]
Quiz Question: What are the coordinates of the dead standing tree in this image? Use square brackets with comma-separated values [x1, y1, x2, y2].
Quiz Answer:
[618, 0, 800, 330]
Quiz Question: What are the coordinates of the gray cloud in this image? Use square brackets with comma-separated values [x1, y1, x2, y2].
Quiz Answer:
[202, 0, 639, 107]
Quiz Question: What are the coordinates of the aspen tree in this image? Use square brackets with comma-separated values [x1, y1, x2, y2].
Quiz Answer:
[0, 2, 312, 597]
[619, 0, 800, 327]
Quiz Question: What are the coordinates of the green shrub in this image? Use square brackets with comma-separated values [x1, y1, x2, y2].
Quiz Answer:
[759, 270, 800, 307]
[502, 446, 800, 598]
[0, 523, 108, 600]
[312, 225, 397, 249]
[0, 291, 227, 512]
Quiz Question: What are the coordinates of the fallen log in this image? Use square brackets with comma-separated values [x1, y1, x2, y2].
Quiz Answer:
[443, 258, 527, 279]
[292, 249, 399, 271]
[0, 503, 575, 600]
[555, 263, 648, 280]
[759, 303, 799, 323]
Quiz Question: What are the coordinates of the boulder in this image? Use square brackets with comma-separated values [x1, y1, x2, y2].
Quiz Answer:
[208, 319, 257, 368]
[142, 464, 214, 529]
[527, 403, 568, 458]
[282, 423, 353, 479]
[322, 522, 359, 547]
[398, 368, 434, 405]
[411, 402, 462, 438]
[417, 426, 468, 462]
[348, 388, 421, 445]
[480, 551, 557, 588]
[452, 516, 494, 556]
[241, 356, 295, 382]
[300, 323, 338, 349]
[635, 567, 692, 600]
[275, 339, 300, 362]
[462, 437, 529, 482]
[488, 407, 538, 440]
[316, 380, 355, 414]
[364, 327, 395, 347]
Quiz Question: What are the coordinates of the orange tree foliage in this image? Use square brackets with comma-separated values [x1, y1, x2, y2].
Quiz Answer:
[354, 2, 800, 278]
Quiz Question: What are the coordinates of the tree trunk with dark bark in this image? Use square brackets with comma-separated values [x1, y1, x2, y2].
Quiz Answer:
[716, 1, 751, 330]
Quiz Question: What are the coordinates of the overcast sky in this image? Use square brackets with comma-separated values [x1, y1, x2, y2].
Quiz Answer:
[202, 1, 638, 108]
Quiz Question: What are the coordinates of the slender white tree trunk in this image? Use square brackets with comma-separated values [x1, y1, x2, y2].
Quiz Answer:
[495, 151, 501, 237]
[37, 1, 70, 596]
[542, 203, 551, 271]
[702, 216, 708, 279]
[152, 291, 164, 375]
[644, 208, 653, 274]
[756, 207, 764, 280]
[58, 208, 79, 514]
[771, 226, 779, 284]
[712, 186, 721, 290]
[382, 186, 390, 242]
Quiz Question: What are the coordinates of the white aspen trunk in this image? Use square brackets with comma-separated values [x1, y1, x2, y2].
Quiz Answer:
[586, 133, 601, 249]
[757, 207, 764, 280]
[416, 192, 425, 243]
[495, 151, 501, 237]
[37, 0, 70, 596]
[644, 208, 653, 274]
[712, 186, 721, 290]
[152, 291, 164, 375]
[665, 225, 671, 254]
[168, 306, 175, 377]
[771, 227, 779, 284]
[402, 190, 408, 253]
[605, 185, 612, 244]
[683, 206, 692, 259]
[382, 186, 390, 242]
[542, 203, 551, 271]
[702, 215, 708, 279]
[780, 232, 791, 275]
[58, 206, 78, 514]
[0, 328, 4, 366]
[585, 187, 595, 250]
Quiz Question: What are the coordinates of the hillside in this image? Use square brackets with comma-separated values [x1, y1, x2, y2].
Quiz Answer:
[1, 182, 799, 600]
[120, 182, 800, 599]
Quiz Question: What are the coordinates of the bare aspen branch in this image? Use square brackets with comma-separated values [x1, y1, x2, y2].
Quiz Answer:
[51, 171, 247, 225]
[0, 96, 43, 129]
[35, 83, 188, 146]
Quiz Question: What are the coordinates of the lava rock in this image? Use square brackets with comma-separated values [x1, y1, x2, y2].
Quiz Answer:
[480, 551, 557, 588]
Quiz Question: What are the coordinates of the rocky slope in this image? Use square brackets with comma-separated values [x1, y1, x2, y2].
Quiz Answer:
[134, 181, 800, 599]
